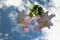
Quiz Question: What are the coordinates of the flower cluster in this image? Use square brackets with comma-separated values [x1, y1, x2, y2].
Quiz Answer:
[16, 5, 55, 33]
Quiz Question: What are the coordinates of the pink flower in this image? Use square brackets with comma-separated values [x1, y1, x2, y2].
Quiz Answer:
[34, 26, 42, 32]
[22, 27, 29, 33]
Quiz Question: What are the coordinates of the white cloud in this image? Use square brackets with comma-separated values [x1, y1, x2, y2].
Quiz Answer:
[0, 33, 3, 37]
[5, 33, 9, 37]
[4, 0, 22, 6]
[0, 38, 4, 40]
[47, 0, 60, 40]
[9, 13, 16, 20]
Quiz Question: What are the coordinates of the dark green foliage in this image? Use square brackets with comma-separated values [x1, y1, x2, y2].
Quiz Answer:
[38, 7, 44, 16]
[33, 5, 39, 11]
[28, 12, 33, 18]
[38, 6, 42, 11]
[28, 5, 44, 18]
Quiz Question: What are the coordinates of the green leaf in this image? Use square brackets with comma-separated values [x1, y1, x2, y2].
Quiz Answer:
[28, 12, 33, 18]
[33, 5, 39, 10]
[38, 6, 42, 10]
[28, 5, 44, 19]
[38, 6, 44, 16]
[34, 10, 39, 16]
